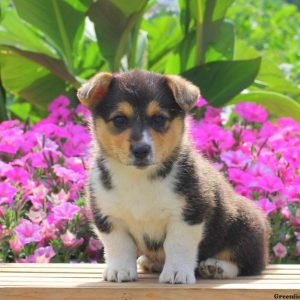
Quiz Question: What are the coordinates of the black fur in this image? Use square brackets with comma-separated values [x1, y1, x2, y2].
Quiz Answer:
[150, 148, 179, 180]
[143, 234, 164, 252]
[89, 185, 112, 234]
[93, 71, 184, 138]
[174, 149, 212, 225]
[97, 156, 113, 190]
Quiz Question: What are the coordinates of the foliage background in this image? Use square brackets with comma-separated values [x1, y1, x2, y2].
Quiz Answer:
[0, 0, 300, 122]
[0, 0, 300, 264]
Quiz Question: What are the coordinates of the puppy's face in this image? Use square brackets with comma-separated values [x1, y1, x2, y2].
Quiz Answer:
[78, 70, 200, 168]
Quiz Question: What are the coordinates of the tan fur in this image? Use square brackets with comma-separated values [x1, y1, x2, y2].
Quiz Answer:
[165, 75, 200, 111]
[95, 118, 131, 165]
[150, 117, 184, 163]
[215, 249, 232, 261]
[77, 72, 113, 108]
[146, 101, 169, 118]
[112, 102, 134, 119]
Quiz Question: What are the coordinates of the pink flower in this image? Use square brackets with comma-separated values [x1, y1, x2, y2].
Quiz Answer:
[220, 150, 250, 168]
[75, 104, 91, 119]
[0, 161, 13, 176]
[33, 246, 56, 263]
[28, 185, 49, 210]
[86, 238, 103, 257]
[235, 102, 268, 123]
[204, 106, 223, 124]
[50, 190, 70, 205]
[48, 95, 70, 112]
[14, 220, 42, 245]
[61, 230, 84, 249]
[40, 219, 57, 241]
[228, 168, 254, 185]
[273, 243, 287, 258]
[195, 96, 207, 108]
[52, 202, 80, 221]
[296, 241, 300, 255]
[0, 182, 18, 204]
[52, 165, 82, 182]
[19, 246, 56, 263]
[9, 236, 23, 255]
[258, 175, 284, 193]
[0, 128, 23, 154]
[282, 184, 300, 203]
[5, 167, 29, 185]
[281, 207, 291, 220]
[27, 209, 46, 224]
[257, 198, 276, 216]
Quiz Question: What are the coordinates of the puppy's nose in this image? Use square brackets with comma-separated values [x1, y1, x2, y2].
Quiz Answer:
[131, 143, 151, 159]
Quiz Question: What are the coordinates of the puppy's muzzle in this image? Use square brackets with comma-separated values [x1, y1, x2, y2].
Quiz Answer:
[130, 143, 152, 167]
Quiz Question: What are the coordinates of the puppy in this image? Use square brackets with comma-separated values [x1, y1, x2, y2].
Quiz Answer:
[77, 70, 270, 284]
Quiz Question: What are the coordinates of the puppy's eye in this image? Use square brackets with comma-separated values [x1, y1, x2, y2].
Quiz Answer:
[112, 115, 129, 128]
[151, 114, 167, 128]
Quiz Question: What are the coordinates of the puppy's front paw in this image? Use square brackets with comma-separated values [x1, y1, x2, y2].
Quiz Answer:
[159, 265, 196, 284]
[104, 262, 137, 282]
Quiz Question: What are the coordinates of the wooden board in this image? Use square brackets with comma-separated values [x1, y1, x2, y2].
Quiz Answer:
[0, 264, 299, 300]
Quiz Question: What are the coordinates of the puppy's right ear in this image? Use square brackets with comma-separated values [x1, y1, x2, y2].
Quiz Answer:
[77, 72, 113, 108]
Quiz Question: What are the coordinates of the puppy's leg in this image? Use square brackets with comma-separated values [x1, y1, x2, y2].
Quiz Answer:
[198, 258, 239, 279]
[98, 225, 137, 282]
[159, 221, 204, 284]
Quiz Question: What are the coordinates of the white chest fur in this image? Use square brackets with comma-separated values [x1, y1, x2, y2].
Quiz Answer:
[89, 158, 184, 252]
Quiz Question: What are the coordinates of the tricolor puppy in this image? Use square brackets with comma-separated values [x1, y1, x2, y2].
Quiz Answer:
[78, 70, 270, 284]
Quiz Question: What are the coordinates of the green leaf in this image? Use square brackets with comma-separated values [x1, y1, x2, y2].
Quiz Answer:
[230, 91, 300, 122]
[178, 0, 235, 66]
[182, 57, 262, 106]
[0, 10, 57, 58]
[0, 48, 69, 110]
[88, 0, 148, 71]
[0, 79, 7, 121]
[205, 20, 235, 62]
[12, 0, 86, 68]
[4, 46, 79, 87]
[234, 39, 300, 100]
[142, 15, 183, 69]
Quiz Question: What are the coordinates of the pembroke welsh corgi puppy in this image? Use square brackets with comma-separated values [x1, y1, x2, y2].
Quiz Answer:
[77, 70, 270, 284]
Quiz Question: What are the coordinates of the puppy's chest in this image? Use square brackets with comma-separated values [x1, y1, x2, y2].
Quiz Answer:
[92, 165, 183, 247]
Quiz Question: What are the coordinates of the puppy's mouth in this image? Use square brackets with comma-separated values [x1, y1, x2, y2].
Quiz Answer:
[129, 157, 154, 169]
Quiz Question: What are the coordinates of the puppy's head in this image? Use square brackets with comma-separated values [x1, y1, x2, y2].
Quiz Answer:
[78, 70, 200, 168]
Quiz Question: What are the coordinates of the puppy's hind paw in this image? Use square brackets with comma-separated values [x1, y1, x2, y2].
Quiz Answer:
[198, 258, 238, 279]
[137, 255, 163, 273]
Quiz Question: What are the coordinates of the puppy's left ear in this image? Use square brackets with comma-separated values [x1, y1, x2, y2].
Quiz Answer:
[165, 75, 200, 112]
[77, 72, 113, 109]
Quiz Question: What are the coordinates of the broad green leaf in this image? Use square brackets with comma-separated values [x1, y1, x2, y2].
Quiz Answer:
[0, 48, 69, 109]
[235, 39, 300, 100]
[142, 15, 183, 68]
[4, 46, 79, 87]
[65, 0, 92, 12]
[182, 57, 261, 106]
[89, 0, 148, 71]
[0, 79, 7, 121]
[230, 91, 300, 122]
[205, 21, 235, 62]
[178, 0, 235, 66]
[13, 0, 86, 68]
[0, 10, 57, 57]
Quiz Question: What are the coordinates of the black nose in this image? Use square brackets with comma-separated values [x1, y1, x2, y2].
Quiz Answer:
[131, 143, 151, 159]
